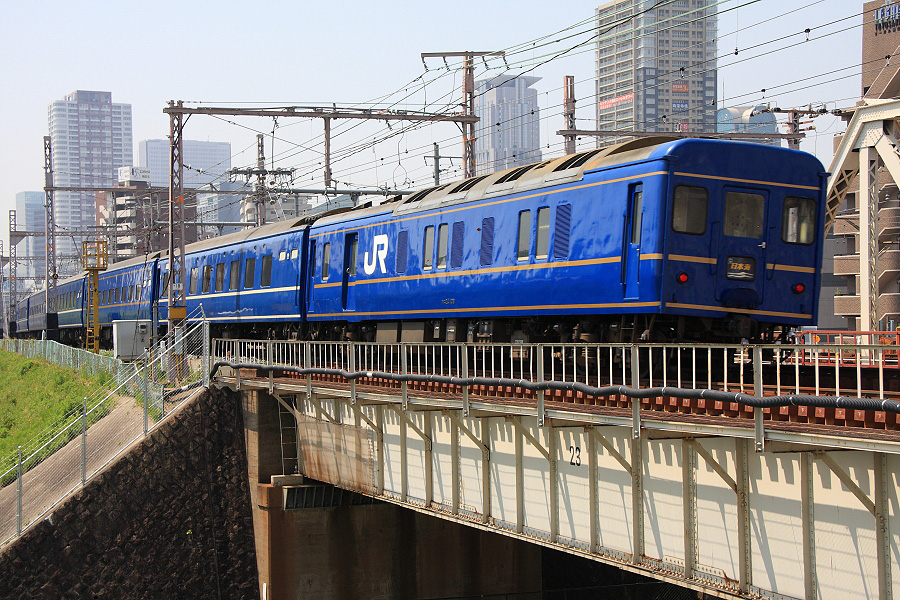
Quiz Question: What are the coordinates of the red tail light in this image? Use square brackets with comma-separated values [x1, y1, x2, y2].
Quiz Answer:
[677, 272, 689, 284]
[792, 283, 805, 294]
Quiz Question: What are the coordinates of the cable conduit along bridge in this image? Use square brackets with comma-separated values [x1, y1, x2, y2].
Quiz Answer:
[212, 337, 900, 600]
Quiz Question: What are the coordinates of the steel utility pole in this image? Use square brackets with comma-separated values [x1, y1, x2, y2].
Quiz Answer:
[425, 143, 461, 186]
[421, 51, 504, 178]
[563, 76, 577, 155]
[8, 211, 17, 328]
[43, 136, 57, 315]
[229, 134, 293, 227]
[167, 101, 186, 335]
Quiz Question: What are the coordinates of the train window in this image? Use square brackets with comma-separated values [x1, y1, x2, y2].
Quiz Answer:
[450, 222, 464, 269]
[279, 250, 287, 261]
[202, 266, 212, 293]
[244, 257, 256, 289]
[114, 288, 119, 302]
[261, 255, 273, 287]
[480, 218, 495, 266]
[229, 261, 240, 291]
[291, 249, 298, 260]
[322, 244, 330, 281]
[553, 205, 572, 260]
[189, 268, 198, 295]
[162, 271, 170, 297]
[517, 211, 532, 261]
[535, 208, 550, 260]
[348, 236, 358, 276]
[423, 226, 435, 271]
[437, 224, 449, 270]
[215, 263, 225, 292]
[782, 197, 816, 245]
[631, 188, 643, 244]
[672, 186, 708, 235]
[136, 285, 141, 300]
[308, 242, 316, 282]
[396, 230, 409, 273]
[724, 191, 765, 239]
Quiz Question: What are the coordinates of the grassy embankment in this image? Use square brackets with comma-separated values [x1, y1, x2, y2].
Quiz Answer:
[0, 349, 113, 464]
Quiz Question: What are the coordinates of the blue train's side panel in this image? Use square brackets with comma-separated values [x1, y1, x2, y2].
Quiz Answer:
[307, 160, 670, 322]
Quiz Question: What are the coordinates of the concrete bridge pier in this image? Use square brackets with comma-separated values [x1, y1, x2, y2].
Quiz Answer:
[242, 389, 543, 600]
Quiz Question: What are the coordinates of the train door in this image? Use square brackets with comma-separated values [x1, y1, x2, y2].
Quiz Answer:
[715, 187, 768, 307]
[342, 233, 358, 311]
[623, 184, 643, 299]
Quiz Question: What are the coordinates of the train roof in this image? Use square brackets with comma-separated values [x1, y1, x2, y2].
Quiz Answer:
[383, 137, 678, 216]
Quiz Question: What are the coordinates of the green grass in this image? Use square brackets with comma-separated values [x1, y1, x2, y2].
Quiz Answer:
[0, 349, 114, 463]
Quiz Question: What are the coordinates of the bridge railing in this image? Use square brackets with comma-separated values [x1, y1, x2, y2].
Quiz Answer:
[0, 314, 210, 547]
[211, 338, 900, 401]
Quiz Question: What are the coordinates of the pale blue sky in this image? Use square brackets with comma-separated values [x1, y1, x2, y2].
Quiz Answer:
[0, 0, 863, 245]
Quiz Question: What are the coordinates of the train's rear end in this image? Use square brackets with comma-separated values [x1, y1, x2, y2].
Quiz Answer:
[660, 139, 827, 340]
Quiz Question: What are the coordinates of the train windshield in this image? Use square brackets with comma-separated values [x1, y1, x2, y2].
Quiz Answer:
[671, 186, 707, 235]
[723, 191, 764, 239]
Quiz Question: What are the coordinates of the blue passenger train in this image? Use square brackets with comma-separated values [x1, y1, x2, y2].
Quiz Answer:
[12, 137, 827, 347]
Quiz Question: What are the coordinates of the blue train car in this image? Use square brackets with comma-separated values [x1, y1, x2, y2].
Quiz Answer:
[57, 274, 87, 345]
[155, 219, 311, 339]
[305, 138, 826, 343]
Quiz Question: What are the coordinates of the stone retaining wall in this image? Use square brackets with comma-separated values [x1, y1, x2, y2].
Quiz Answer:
[0, 386, 258, 599]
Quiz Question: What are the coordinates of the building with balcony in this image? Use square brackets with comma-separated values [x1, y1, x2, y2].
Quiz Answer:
[48, 90, 133, 275]
[824, 2, 900, 331]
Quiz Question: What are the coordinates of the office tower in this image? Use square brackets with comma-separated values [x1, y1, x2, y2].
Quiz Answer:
[47, 90, 133, 274]
[138, 139, 232, 188]
[595, 0, 717, 141]
[474, 75, 542, 175]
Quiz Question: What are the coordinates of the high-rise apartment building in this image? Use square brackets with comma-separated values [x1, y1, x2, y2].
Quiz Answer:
[14, 191, 45, 282]
[474, 75, 542, 175]
[47, 90, 133, 274]
[826, 1, 900, 330]
[138, 139, 232, 188]
[595, 0, 717, 142]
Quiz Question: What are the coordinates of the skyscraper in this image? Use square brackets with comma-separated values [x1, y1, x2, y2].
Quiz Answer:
[138, 139, 232, 188]
[47, 90, 133, 273]
[474, 75, 542, 175]
[716, 105, 780, 146]
[595, 0, 717, 142]
[14, 191, 45, 282]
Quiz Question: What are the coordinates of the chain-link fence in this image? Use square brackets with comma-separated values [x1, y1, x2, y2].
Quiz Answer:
[0, 338, 122, 380]
[0, 313, 209, 546]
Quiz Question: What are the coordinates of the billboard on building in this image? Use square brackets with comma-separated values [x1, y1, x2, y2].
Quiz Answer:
[672, 101, 690, 112]
[118, 166, 151, 183]
[672, 82, 690, 93]
[598, 93, 634, 111]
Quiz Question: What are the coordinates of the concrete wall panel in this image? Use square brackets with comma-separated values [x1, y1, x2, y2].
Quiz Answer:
[643, 439, 686, 564]
[750, 453, 804, 599]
